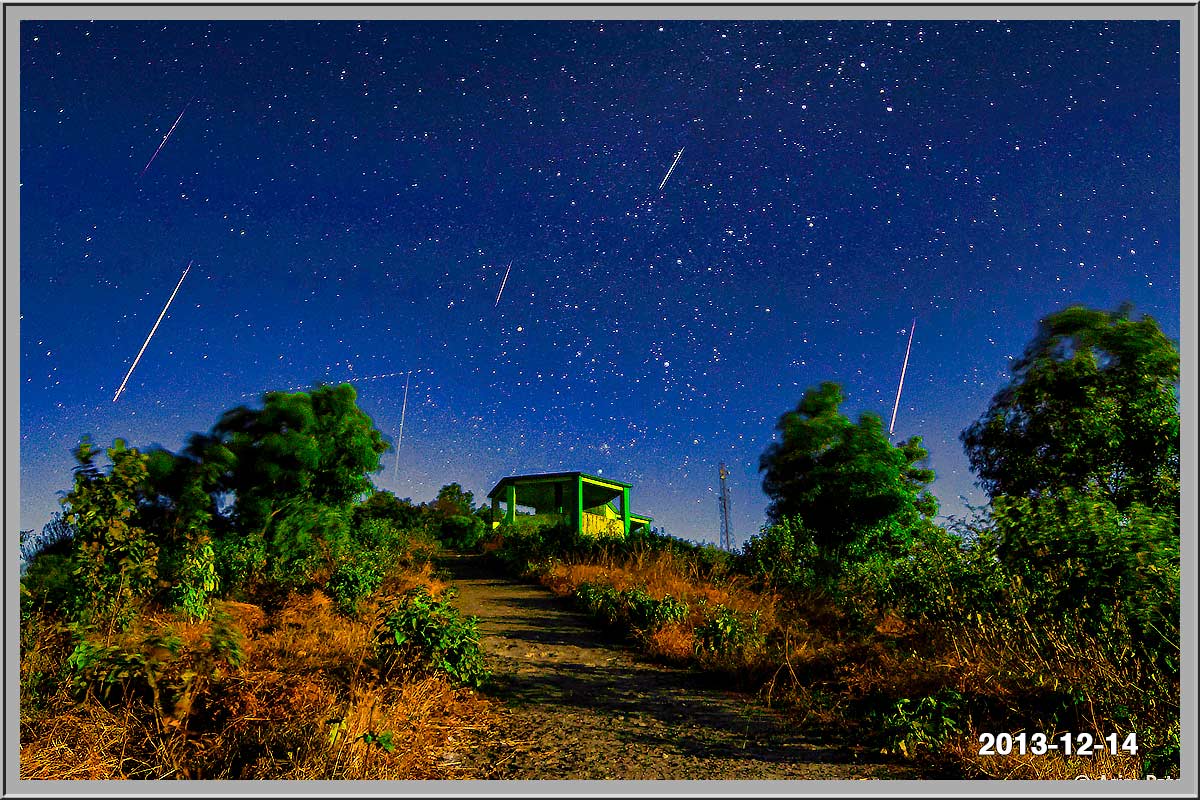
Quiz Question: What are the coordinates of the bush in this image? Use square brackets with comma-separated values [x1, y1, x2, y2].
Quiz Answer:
[740, 517, 824, 590]
[693, 603, 764, 659]
[882, 524, 1010, 626]
[211, 533, 268, 600]
[871, 688, 966, 759]
[438, 514, 487, 551]
[62, 439, 160, 630]
[20, 553, 77, 617]
[371, 588, 489, 688]
[490, 518, 576, 575]
[327, 557, 385, 616]
[992, 489, 1178, 668]
[572, 582, 690, 636]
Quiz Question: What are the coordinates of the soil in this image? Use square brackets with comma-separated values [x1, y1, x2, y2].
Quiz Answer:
[438, 553, 929, 781]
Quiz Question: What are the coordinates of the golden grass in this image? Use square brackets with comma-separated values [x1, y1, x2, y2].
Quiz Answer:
[946, 730, 1144, 780]
[643, 622, 695, 662]
[19, 558, 502, 780]
[20, 704, 128, 780]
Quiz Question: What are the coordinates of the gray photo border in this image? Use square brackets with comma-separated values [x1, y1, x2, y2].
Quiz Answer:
[6, 2, 1197, 798]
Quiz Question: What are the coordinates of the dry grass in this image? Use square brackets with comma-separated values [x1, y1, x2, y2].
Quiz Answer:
[643, 622, 695, 662]
[20, 704, 129, 780]
[19, 560, 502, 780]
[946, 730, 1143, 780]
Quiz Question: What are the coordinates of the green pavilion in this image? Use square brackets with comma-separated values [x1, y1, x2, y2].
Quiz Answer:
[486, 471, 653, 538]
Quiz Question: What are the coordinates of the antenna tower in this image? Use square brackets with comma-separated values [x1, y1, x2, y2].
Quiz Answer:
[718, 463, 734, 552]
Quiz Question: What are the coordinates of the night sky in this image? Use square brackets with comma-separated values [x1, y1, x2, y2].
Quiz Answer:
[18, 19, 1181, 546]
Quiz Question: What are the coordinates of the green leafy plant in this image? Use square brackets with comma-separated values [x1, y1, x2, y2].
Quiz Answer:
[327, 555, 385, 616]
[1141, 722, 1180, 779]
[66, 632, 181, 707]
[62, 438, 161, 632]
[357, 730, 397, 753]
[874, 688, 965, 759]
[173, 538, 220, 622]
[438, 514, 487, 551]
[371, 588, 489, 688]
[693, 604, 764, 658]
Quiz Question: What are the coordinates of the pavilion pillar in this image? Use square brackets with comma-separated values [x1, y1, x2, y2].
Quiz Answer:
[505, 483, 516, 525]
[576, 476, 584, 535]
[621, 487, 631, 536]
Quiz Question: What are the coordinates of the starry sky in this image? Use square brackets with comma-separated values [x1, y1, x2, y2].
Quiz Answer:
[18, 18, 1181, 546]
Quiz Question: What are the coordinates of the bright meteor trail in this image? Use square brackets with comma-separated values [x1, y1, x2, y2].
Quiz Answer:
[112, 261, 192, 402]
[392, 371, 411, 484]
[494, 261, 512, 306]
[889, 318, 917, 436]
[138, 100, 190, 179]
[657, 147, 684, 192]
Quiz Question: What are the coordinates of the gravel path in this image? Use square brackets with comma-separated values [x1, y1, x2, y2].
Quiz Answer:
[440, 553, 925, 781]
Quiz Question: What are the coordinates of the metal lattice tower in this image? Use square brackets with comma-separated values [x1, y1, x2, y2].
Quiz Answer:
[718, 463, 734, 552]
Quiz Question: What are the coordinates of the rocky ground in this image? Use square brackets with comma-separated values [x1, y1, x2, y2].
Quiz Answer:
[439, 553, 930, 782]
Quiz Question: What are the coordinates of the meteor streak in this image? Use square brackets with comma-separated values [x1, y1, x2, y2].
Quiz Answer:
[889, 318, 917, 436]
[494, 261, 512, 306]
[393, 372, 411, 483]
[113, 261, 192, 402]
[138, 100, 190, 179]
[657, 147, 685, 192]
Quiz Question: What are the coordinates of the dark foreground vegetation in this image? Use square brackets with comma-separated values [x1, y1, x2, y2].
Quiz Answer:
[19, 303, 1179, 780]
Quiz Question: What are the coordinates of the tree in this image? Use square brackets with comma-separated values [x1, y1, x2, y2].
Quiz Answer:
[20, 512, 76, 566]
[759, 382, 937, 567]
[60, 437, 159, 632]
[431, 483, 476, 518]
[200, 383, 389, 587]
[961, 304, 1179, 511]
[209, 384, 389, 531]
[353, 490, 425, 532]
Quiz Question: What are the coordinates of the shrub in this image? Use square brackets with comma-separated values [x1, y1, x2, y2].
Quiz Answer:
[438, 514, 487, 551]
[327, 557, 385, 616]
[62, 438, 161, 630]
[992, 489, 1178, 668]
[171, 538, 220, 622]
[211, 533, 268, 600]
[871, 688, 966, 759]
[491, 519, 575, 576]
[693, 603, 764, 659]
[20, 553, 77, 617]
[571, 582, 690, 636]
[881, 524, 1010, 627]
[66, 631, 182, 707]
[740, 517, 824, 590]
[572, 581, 622, 627]
[371, 588, 489, 688]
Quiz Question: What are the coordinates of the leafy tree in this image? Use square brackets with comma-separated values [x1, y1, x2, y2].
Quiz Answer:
[759, 382, 937, 569]
[199, 383, 389, 590]
[353, 489, 425, 533]
[739, 517, 820, 590]
[60, 437, 159, 632]
[431, 483, 476, 518]
[208, 384, 388, 531]
[961, 304, 1179, 511]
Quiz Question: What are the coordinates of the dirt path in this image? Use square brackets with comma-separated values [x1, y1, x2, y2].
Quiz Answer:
[440, 553, 926, 781]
